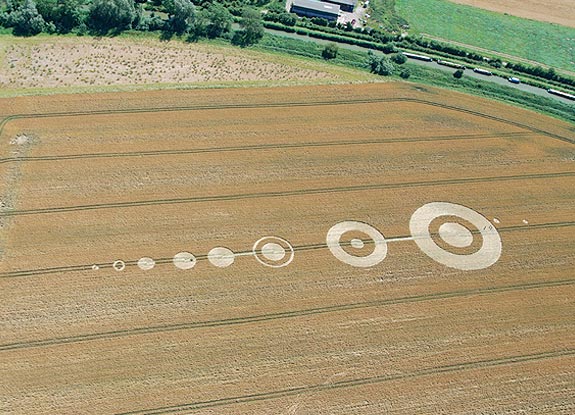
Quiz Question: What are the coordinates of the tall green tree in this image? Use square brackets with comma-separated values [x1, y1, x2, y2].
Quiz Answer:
[36, 0, 84, 33]
[204, 2, 232, 38]
[367, 50, 395, 76]
[8, 0, 52, 36]
[88, 0, 136, 34]
[56, 0, 85, 33]
[164, 0, 196, 35]
[232, 7, 263, 47]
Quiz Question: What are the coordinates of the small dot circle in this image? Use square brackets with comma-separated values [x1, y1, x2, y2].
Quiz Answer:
[137, 257, 156, 271]
[350, 238, 365, 249]
[438, 222, 474, 248]
[92, 264, 100, 271]
[261, 242, 286, 261]
[208, 247, 235, 268]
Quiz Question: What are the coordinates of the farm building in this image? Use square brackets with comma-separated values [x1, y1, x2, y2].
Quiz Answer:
[290, 0, 341, 21]
[322, 0, 357, 13]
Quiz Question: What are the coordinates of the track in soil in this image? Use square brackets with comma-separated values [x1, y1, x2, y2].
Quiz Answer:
[1, 98, 573, 144]
[116, 348, 575, 415]
[2, 90, 574, 414]
[1, 277, 573, 352]
[0, 171, 573, 217]
[0, 131, 534, 165]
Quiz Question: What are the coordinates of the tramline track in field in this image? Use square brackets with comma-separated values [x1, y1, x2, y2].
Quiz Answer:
[0, 171, 573, 217]
[1, 277, 573, 352]
[117, 349, 575, 415]
[0, 131, 535, 165]
[1, 98, 574, 144]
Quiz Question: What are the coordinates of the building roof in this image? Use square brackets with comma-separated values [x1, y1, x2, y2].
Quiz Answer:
[324, 0, 358, 6]
[292, 0, 341, 15]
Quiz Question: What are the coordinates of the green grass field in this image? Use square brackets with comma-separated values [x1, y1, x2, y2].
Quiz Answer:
[395, 0, 575, 71]
[365, 0, 407, 32]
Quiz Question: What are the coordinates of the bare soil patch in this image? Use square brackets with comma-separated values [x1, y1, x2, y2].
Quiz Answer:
[0, 36, 340, 91]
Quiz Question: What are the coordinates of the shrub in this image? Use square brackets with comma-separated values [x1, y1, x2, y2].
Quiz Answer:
[322, 42, 338, 60]
[391, 52, 407, 64]
[368, 50, 395, 76]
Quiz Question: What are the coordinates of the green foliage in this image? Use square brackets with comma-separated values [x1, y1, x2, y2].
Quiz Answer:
[390, 52, 406, 64]
[88, 0, 136, 34]
[395, 0, 575, 71]
[190, 0, 273, 16]
[367, 50, 394, 75]
[322, 42, 338, 60]
[135, 10, 164, 31]
[453, 69, 464, 78]
[36, 0, 58, 22]
[7, 0, 52, 36]
[310, 17, 328, 27]
[399, 68, 410, 79]
[262, 8, 296, 27]
[36, 0, 84, 33]
[203, 2, 232, 38]
[506, 62, 575, 88]
[232, 6, 263, 46]
[489, 58, 502, 68]
[164, 0, 196, 35]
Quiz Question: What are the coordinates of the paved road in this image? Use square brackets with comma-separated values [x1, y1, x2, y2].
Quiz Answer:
[264, 27, 575, 105]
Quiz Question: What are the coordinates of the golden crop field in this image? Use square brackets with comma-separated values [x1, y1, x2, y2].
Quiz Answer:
[1, 83, 574, 414]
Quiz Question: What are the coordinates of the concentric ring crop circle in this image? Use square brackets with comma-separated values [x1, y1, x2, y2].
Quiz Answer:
[252, 236, 294, 268]
[326, 221, 388, 268]
[409, 202, 502, 271]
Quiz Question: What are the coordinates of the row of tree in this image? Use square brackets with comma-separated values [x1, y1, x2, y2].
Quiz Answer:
[0, 0, 264, 45]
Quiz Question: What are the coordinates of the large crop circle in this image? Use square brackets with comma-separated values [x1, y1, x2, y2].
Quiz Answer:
[409, 202, 502, 270]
